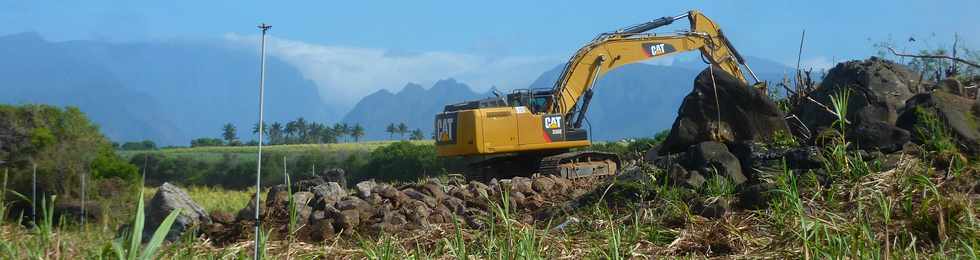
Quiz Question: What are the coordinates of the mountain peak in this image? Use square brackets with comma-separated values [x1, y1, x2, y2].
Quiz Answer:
[401, 83, 425, 94]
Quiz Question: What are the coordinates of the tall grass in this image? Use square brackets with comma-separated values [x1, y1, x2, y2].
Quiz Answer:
[111, 188, 182, 260]
[444, 216, 468, 260]
[823, 88, 853, 177]
[772, 161, 812, 259]
[359, 233, 404, 259]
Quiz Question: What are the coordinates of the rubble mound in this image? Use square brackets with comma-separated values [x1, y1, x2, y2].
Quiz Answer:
[208, 175, 599, 243]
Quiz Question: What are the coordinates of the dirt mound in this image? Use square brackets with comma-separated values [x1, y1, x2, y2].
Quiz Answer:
[207, 175, 599, 243]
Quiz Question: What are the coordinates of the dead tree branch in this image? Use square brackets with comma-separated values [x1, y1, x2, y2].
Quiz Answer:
[887, 46, 980, 68]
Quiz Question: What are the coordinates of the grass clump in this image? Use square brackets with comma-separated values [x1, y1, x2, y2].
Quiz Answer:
[112, 188, 182, 260]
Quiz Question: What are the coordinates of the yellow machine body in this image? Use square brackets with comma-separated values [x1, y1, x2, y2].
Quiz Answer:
[435, 106, 589, 157]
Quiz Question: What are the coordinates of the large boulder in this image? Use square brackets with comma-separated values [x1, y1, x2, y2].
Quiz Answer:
[144, 183, 211, 241]
[687, 142, 747, 185]
[795, 57, 917, 151]
[660, 68, 790, 154]
[897, 90, 980, 154]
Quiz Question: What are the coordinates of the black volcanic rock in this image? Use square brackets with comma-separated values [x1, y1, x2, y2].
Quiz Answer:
[660, 68, 790, 154]
[794, 57, 917, 151]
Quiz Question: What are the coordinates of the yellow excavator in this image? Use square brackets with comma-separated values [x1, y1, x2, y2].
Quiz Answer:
[434, 10, 763, 179]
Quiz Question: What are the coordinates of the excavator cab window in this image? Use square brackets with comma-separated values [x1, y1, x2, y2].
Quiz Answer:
[529, 96, 548, 113]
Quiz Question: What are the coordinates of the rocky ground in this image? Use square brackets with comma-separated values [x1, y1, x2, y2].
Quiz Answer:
[136, 57, 979, 258]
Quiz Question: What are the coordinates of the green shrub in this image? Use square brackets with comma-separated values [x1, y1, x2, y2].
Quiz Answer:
[584, 130, 668, 160]
[91, 148, 139, 181]
[356, 141, 441, 182]
[190, 138, 224, 147]
[119, 140, 157, 151]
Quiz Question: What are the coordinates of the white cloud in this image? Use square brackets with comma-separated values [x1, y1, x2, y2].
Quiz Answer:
[224, 33, 558, 109]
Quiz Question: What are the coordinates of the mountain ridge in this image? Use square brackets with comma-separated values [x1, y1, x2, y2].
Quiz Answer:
[0, 32, 330, 145]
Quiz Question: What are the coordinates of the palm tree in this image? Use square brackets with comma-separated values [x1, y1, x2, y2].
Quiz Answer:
[333, 123, 351, 142]
[320, 125, 338, 143]
[221, 123, 238, 145]
[269, 122, 284, 145]
[295, 117, 308, 142]
[385, 123, 396, 140]
[397, 122, 408, 140]
[308, 123, 324, 143]
[351, 124, 365, 142]
[252, 122, 268, 135]
[285, 120, 298, 143]
[410, 128, 425, 140]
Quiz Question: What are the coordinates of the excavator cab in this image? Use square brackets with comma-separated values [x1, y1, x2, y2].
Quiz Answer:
[507, 89, 554, 114]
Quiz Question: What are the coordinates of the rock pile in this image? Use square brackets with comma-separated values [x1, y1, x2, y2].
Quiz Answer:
[210, 174, 598, 243]
[644, 57, 941, 218]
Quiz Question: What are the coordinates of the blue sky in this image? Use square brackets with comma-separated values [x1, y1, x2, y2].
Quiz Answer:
[4, 0, 977, 106]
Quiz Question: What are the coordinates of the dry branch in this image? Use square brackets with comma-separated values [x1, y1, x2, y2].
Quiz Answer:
[887, 46, 980, 68]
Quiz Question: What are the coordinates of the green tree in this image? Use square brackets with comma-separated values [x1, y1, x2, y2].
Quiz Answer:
[294, 117, 309, 141]
[285, 120, 298, 143]
[319, 125, 338, 143]
[341, 123, 351, 142]
[307, 122, 324, 143]
[385, 123, 396, 140]
[397, 122, 408, 140]
[191, 138, 224, 147]
[410, 128, 425, 140]
[269, 122, 284, 145]
[0, 104, 139, 198]
[141, 140, 157, 150]
[332, 123, 346, 142]
[221, 123, 238, 145]
[351, 124, 365, 142]
[252, 122, 268, 136]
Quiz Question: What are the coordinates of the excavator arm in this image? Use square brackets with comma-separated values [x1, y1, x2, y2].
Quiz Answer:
[549, 10, 761, 121]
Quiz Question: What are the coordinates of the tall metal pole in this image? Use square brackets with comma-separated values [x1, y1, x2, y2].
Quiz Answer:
[32, 163, 36, 224]
[81, 168, 86, 229]
[254, 22, 271, 260]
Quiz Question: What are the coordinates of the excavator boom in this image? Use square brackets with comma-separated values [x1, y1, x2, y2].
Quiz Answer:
[550, 10, 759, 119]
[433, 10, 758, 180]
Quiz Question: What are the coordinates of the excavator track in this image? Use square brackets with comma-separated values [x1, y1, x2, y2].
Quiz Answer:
[539, 151, 621, 179]
[465, 150, 621, 181]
